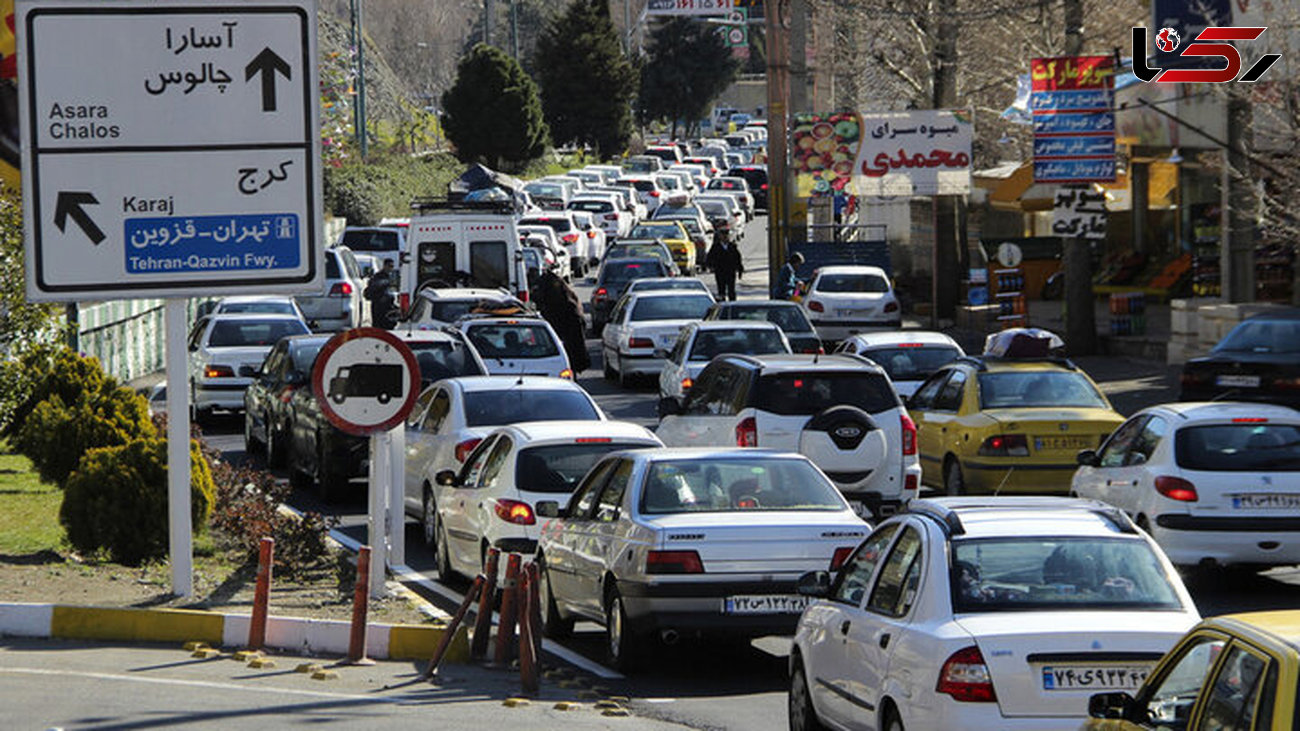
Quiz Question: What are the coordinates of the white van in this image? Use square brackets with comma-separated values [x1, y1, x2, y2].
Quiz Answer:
[402, 200, 530, 311]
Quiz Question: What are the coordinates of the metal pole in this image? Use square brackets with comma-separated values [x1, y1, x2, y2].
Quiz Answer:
[1061, 0, 1096, 352]
[355, 0, 368, 160]
[164, 298, 193, 597]
[367, 430, 389, 598]
[388, 427, 405, 567]
[766, 0, 791, 291]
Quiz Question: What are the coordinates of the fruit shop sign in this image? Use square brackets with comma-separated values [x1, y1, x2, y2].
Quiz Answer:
[855, 110, 972, 197]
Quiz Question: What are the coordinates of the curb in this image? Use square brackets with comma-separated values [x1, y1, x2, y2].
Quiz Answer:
[0, 602, 469, 662]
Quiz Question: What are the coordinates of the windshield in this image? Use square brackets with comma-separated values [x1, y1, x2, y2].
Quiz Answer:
[340, 229, 400, 252]
[217, 301, 297, 315]
[722, 305, 814, 333]
[864, 345, 962, 381]
[207, 319, 308, 348]
[1176, 423, 1300, 471]
[524, 183, 564, 199]
[520, 217, 573, 233]
[407, 340, 485, 382]
[754, 372, 898, 415]
[516, 442, 654, 494]
[463, 389, 599, 427]
[697, 200, 729, 216]
[815, 273, 890, 293]
[630, 223, 684, 239]
[1213, 318, 1300, 354]
[951, 537, 1183, 613]
[466, 323, 560, 359]
[977, 371, 1109, 409]
[689, 328, 787, 361]
[658, 176, 680, 190]
[631, 295, 714, 321]
[639, 457, 845, 514]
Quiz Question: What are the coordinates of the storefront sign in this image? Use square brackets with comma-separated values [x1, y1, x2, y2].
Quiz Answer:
[1031, 55, 1116, 184]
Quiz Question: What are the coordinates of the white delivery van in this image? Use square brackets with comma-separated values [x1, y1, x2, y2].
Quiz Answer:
[402, 199, 530, 312]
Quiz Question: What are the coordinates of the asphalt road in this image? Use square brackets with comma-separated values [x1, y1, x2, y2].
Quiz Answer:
[195, 213, 1300, 731]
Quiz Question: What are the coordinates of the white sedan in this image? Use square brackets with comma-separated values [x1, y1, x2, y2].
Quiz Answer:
[187, 313, 310, 421]
[789, 497, 1199, 731]
[835, 330, 965, 398]
[802, 265, 902, 343]
[1072, 401, 1300, 569]
[430, 420, 662, 581]
[657, 319, 790, 412]
[456, 316, 572, 379]
[601, 290, 716, 387]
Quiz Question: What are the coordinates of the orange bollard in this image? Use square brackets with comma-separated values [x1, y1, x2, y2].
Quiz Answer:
[247, 537, 274, 651]
[344, 546, 375, 665]
[423, 575, 484, 680]
[518, 563, 539, 696]
[470, 548, 501, 661]
[493, 553, 522, 666]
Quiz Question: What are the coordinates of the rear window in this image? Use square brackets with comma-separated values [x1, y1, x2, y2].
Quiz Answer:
[291, 342, 328, 372]
[630, 279, 706, 294]
[709, 179, 743, 190]
[630, 295, 714, 321]
[570, 200, 613, 213]
[689, 328, 787, 361]
[524, 183, 564, 199]
[627, 179, 655, 192]
[466, 323, 559, 359]
[951, 537, 1184, 613]
[977, 371, 1108, 409]
[521, 217, 573, 233]
[1176, 423, 1300, 471]
[216, 301, 297, 316]
[463, 389, 599, 427]
[639, 457, 845, 514]
[630, 223, 683, 239]
[207, 319, 307, 348]
[325, 251, 341, 279]
[753, 372, 898, 415]
[864, 345, 962, 382]
[697, 200, 729, 216]
[815, 273, 890, 293]
[340, 229, 400, 252]
[515, 442, 654, 493]
[723, 305, 814, 333]
[1213, 318, 1300, 354]
[602, 261, 665, 284]
[470, 241, 508, 289]
[407, 340, 485, 382]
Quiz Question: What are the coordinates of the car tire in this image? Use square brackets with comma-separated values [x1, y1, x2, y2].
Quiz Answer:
[604, 588, 643, 672]
[422, 487, 438, 550]
[265, 423, 286, 469]
[788, 661, 828, 731]
[435, 515, 455, 581]
[883, 709, 905, 731]
[944, 458, 965, 496]
[538, 557, 574, 639]
[317, 441, 347, 503]
[243, 413, 263, 456]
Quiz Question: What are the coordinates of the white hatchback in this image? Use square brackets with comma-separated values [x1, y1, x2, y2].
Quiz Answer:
[1072, 401, 1300, 568]
[456, 316, 572, 379]
[835, 330, 965, 398]
[789, 497, 1199, 731]
[657, 320, 790, 411]
[802, 265, 901, 343]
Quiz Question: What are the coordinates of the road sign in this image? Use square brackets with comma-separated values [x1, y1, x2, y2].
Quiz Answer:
[311, 328, 420, 436]
[16, 0, 322, 301]
[724, 8, 747, 47]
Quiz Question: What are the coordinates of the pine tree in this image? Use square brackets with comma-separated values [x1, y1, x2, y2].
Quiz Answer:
[441, 43, 550, 170]
[638, 17, 741, 139]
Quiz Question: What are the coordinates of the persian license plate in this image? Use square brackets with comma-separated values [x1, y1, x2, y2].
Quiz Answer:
[1041, 665, 1150, 691]
[1216, 374, 1261, 388]
[1034, 435, 1094, 451]
[838, 308, 872, 318]
[657, 335, 676, 348]
[1232, 493, 1300, 510]
[723, 595, 811, 615]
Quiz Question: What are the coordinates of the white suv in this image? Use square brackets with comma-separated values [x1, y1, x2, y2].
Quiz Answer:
[656, 353, 922, 520]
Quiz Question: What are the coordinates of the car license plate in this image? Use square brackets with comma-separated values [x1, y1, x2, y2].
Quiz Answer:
[1216, 374, 1261, 388]
[1034, 435, 1094, 451]
[723, 595, 810, 615]
[1232, 493, 1300, 510]
[838, 308, 871, 318]
[657, 335, 676, 348]
[1041, 665, 1150, 691]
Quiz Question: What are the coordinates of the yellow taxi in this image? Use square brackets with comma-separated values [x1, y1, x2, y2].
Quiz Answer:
[628, 220, 696, 274]
[1085, 611, 1300, 730]
[907, 355, 1124, 494]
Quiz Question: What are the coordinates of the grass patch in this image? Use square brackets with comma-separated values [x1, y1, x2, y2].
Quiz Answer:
[0, 442, 65, 555]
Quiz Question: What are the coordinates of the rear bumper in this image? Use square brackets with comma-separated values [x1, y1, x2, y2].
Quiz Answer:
[618, 351, 667, 376]
[1152, 514, 1300, 566]
[619, 579, 803, 637]
[194, 380, 251, 411]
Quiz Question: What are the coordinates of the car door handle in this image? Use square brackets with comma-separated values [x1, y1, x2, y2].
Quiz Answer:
[879, 632, 891, 649]
[839, 620, 851, 636]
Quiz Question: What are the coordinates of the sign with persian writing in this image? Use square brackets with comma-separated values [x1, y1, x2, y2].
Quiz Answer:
[1031, 55, 1116, 184]
[853, 110, 972, 196]
[1052, 185, 1108, 240]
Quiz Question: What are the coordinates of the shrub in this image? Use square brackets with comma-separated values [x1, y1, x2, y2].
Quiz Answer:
[60, 437, 215, 566]
[1, 346, 105, 439]
[14, 383, 154, 485]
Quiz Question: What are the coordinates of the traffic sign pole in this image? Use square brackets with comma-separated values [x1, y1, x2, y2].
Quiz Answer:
[367, 429, 389, 598]
[164, 298, 193, 597]
[387, 426, 405, 566]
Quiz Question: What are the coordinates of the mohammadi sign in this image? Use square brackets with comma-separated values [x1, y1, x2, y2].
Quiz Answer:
[1031, 55, 1116, 183]
[854, 110, 972, 196]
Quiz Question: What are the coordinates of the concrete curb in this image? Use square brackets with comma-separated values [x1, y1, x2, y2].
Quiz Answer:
[0, 602, 469, 662]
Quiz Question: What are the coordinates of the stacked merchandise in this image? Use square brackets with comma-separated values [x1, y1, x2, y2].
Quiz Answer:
[1109, 292, 1146, 336]
[1254, 243, 1294, 303]
[994, 268, 1028, 328]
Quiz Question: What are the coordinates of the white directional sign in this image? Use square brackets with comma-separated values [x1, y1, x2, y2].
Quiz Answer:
[17, 0, 322, 301]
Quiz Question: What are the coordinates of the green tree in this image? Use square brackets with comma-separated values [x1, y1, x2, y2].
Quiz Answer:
[441, 43, 549, 170]
[533, 0, 638, 159]
[0, 189, 63, 354]
[638, 17, 741, 139]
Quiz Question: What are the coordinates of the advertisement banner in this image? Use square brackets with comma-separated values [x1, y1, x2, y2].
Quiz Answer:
[854, 110, 972, 196]
[1031, 55, 1115, 184]
[646, 0, 733, 16]
[1052, 185, 1107, 240]
[1033, 136, 1115, 158]
[791, 112, 860, 196]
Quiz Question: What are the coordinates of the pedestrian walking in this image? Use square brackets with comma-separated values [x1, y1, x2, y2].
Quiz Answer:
[774, 252, 805, 300]
[364, 259, 398, 329]
[533, 270, 591, 373]
[706, 236, 743, 302]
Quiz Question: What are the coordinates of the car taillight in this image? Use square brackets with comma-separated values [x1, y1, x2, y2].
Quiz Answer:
[761, 183, 768, 190]
[904, 473, 919, 492]
[328, 282, 353, 296]
[594, 287, 608, 300]
[1271, 377, 1300, 390]
[884, 301, 899, 313]
[1155, 476, 1199, 502]
[978, 434, 1029, 457]
[649, 190, 661, 197]
[604, 213, 619, 221]
[517, 289, 529, 303]
[454, 438, 482, 463]
[587, 230, 598, 238]
[900, 413, 917, 456]
[559, 368, 573, 379]
[736, 416, 758, 447]
[646, 550, 704, 574]
[682, 377, 693, 391]
[1232, 417, 1268, 423]
[830, 547, 855, 571]
[204, 364, 235, 378]
[808, 301, 824, 313]
[937, 646, 997, 703]
[1180, 370, 1211, 386]
[628, 337, 653, 349]
[562, 233, 579, 245]
[494, 499, 536, 526]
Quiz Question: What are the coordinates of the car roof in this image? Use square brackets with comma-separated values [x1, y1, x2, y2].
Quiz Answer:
[975, 357, 1078, 373]
[1143, 401, 1300, 423]
[720, 353, 879, 372]
[908, 497, 1139, 540]
[417, 288, 513, 300]
[390, 328, 466, 342]
[848, 331, 959, 348]
[437, 375, 588, 393]
[502, 420, 657, 443]
[217, 295, 296, 304]
[715, 300, 800, 311]
[1206, 612, 1300, 654]
[459, 316, 551, 327]
[815, 265, 889, 276]
[627, 447, 815, 463]
[630, 277, 704, 287]
[282, 333, 332, 348]
[203, 312, 305, 323]
[691, 319, 782, 331]
[625, 289, 715, 302]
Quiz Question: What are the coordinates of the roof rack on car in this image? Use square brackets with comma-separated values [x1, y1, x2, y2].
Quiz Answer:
[904, 500, 965, 536]
[409, 198, 516, 214]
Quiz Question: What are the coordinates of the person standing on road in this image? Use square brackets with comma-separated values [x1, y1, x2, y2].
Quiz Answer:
[364, 259, 398, 329]
[706, 237, 743, 301]
[534, 269, 592, 373]
[774, 252, 805, 300]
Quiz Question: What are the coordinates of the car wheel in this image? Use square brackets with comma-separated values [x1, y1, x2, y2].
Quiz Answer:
[317, 441, 347, 503]
[421, 487, 438, 549]
[435, 515, 455, 581]
[604, 588, 643, 672]
[883, 707, 905, 731]
[538, 557, 574, 639]
[944, 458, 965, 496]
[789, 661, 828, 731]
[243, 412, 263, 455]
[603, 357, 616, 381]
[616, 354, 632, 388]
[265, 423, 286, 469]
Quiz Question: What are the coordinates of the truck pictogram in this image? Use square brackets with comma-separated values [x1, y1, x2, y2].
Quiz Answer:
[328, 363, 404, 404]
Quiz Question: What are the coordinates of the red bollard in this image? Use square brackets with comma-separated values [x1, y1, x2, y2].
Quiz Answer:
[247, 537, 274, 651]
[344, 546, 375, 665]
[518, 563, 539, 696]
[493, 553, 522, 666]
[470, 548, 501, 661]
[423, 575, 483, 680]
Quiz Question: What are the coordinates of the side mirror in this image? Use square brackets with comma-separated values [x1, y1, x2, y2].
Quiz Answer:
[1087, 691, 1138, 720]
[307, 319, 320, 331]
[1076, 449, 1100, 467]
[284, 370, 306, 386]
[536, 500, 565, 519]
[795, 570, 832, 598]
[238, 365, 260, 378]
[435, 470, 459, 487]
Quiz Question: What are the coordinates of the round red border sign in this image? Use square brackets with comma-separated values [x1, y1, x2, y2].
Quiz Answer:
[310, 327, 421, 436]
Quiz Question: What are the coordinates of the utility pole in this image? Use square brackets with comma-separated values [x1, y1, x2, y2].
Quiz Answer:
[484, 0, 494, 47]
[1061, 0, 1096, 352]
[931, 0, 959, 322]
[766, 0, 791, 291]
[511, 0, 519, 61]
[1224, 92, 1255, 302]
[350, 0, 367, 159]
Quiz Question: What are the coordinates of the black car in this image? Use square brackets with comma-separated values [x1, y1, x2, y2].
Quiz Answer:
[1180, 309, 1300, 408]
[730, 165, 768, 211]
[590, 257, 671, 335]
[705, 300, 823, 354]
[243, 334, 331, 468]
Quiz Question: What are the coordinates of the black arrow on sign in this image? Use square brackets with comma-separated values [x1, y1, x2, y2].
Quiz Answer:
[245, 47, 292, 112]
[54, 191, 105, 245]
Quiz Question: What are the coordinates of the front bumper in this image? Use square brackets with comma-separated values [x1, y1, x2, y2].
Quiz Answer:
[1152, 514, 1300, 566]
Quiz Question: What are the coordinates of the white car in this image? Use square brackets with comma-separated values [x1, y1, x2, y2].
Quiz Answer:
[601, 290, 716, 387]
[430, 421, 662, 581]
[456, 316, 572, 379]
[568, 209, 608, 265]
[657, 320, 790, 411]
[802, 265, 902, 342]
[1072, 401, 1300, 569]
[403, 288, 525, 328]
[583, 165, 625, 185]
[517, 225, 570, 280]
[186, 313, 310, 421]
[789, 497, 1200, 731]
[835, 331, 965, 398]
[211, 295, 306, 321]
[517, 213, 590, 277]
[704, 176, 755, 219]
[616, 176, 670, 215]
[402, 376, 606, 552]
[695, 194, 745, 242]
[295, 246, 369, 331]
[570, 193, 633, 240]
[625, 277, 713, 298]
[589, 184, 647, 222]
[536, 448, 871, 671]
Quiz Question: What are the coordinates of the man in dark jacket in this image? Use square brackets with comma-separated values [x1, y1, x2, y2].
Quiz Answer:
[364, 259, 398, 328]
[706, 237, 743, 301]
[533, 270, 591, 373]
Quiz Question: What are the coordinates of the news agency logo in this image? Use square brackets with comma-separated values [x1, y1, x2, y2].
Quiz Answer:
[1132, 26, 1281, 83]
